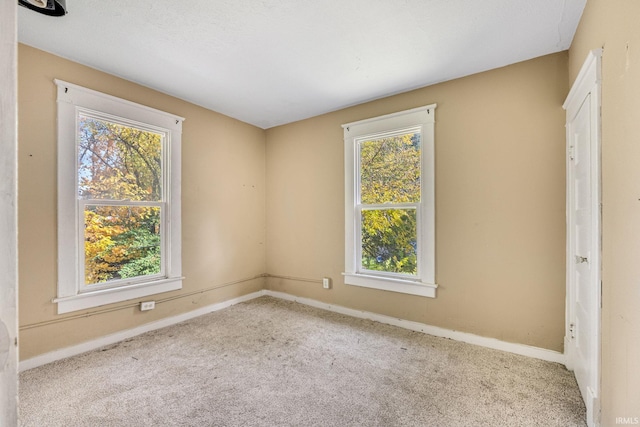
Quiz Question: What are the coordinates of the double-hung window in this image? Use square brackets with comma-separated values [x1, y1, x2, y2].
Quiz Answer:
[343, 105, 437, 297]
[55, 80, 184, 313]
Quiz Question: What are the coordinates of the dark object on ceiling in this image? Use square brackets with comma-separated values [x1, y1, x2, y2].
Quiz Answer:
[18, 0, 66, 16]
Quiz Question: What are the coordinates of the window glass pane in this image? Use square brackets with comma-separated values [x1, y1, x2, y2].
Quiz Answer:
[361, 208, 417, 275]
[78, 115, 163, 201]
[360, 132, 421, 204]
[84, 205, 161, 285]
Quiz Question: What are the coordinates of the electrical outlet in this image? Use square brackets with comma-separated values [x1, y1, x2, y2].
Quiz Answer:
[140, 301, 155, 311]
[322, 277, 331, 289]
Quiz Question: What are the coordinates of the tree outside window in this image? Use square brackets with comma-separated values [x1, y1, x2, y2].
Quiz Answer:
[343, 105, 436, 297]
[78, 115, 165, 285]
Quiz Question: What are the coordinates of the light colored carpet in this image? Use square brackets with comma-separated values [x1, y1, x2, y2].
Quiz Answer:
[19, 296, 586, 426]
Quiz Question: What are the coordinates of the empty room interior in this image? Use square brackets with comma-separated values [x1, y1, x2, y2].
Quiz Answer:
[2, 0, 640, 426]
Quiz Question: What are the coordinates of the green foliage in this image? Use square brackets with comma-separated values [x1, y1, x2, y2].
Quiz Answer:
[359, 133, 420, 275]
[79, 115, 163, 285]
[114, 210, 161, 279]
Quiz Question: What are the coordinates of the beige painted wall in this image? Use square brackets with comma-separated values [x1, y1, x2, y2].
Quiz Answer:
[266, 52, 569, 352]
[570, 1, 640, 424]
[18, 44, 267, 360]
[18, 42, 572, 364]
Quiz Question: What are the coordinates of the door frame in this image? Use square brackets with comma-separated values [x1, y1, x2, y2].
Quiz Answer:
[563, 48, 602, 427]
[0, 0, 18, 425]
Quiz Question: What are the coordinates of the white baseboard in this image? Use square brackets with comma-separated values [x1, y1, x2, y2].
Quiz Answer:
[19, 290, 267, 372]
[264, 290, 566, 365]
[20, 288, 565, 371]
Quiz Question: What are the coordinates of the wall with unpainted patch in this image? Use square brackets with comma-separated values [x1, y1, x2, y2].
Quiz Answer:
[18, 44, 267, 360]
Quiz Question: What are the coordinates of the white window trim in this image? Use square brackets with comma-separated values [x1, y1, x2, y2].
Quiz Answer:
[54, 80, 184, 314]
[343, 105, 437, 298]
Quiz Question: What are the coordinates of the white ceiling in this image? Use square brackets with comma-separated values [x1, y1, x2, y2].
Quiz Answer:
[18, 0, 586, 129]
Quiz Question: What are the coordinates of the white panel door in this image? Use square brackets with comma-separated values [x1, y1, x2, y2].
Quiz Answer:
[564, 49, 601, 427]
[569, 93, 595, 399]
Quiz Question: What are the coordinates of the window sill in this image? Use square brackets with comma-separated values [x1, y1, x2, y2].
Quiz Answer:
[53, 277, 183, 314]
[342, 273, 437, 298]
